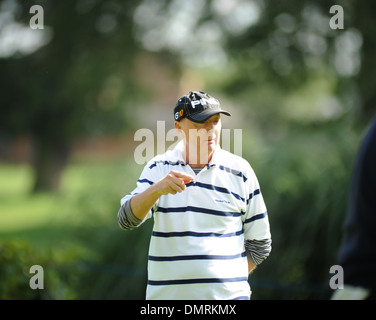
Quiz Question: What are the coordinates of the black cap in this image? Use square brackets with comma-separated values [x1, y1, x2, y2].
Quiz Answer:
[174, 91, 231, 123]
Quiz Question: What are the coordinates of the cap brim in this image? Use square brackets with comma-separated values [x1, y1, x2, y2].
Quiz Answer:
[187, 110, 231, 123]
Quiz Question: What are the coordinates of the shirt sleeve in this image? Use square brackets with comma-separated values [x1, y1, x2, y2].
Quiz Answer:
[117, 198, 143, 230]
[245, 239, 272, 266]
[117, 160, 160, 230]
[242, 164, 272, 263]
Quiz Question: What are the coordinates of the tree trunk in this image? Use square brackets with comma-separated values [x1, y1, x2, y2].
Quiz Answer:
[31, 137, 70, 193]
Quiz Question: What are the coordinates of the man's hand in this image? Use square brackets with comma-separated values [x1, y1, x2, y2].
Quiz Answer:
[130, 171, 194, 220]
[155, 170, 194, 196]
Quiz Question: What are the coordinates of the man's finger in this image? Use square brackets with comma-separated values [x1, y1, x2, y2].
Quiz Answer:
[167, 179, 184, 193]
[168, 173, 187, 187]
[170, 171, 194, 183]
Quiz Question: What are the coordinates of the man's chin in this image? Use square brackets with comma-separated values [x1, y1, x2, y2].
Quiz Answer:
[207, 143, 217, 155]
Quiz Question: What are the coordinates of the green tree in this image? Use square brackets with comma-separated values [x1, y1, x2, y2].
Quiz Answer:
[0, 0, 141, 192]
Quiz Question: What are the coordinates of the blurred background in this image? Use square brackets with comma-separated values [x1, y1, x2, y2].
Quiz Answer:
[0, 0, 375, 300]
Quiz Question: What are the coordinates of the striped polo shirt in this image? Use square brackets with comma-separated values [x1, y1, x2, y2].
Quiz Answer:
[120, 141, 271, 300]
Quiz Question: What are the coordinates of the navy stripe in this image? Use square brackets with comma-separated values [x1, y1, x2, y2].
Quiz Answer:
[149, 252, 246, 262]
[137, 178, 154, 185]
[247, 188, 261, 204]
[152, 229, 243, 238]
[147, 161, 247, 184]
[157, 206, 241, 217]
[244, 211, 268, 224]
[218, 165, 247, 182]
[148, 277, 248, 286]
[149, 160, 186, 169]
[186, 181, 245, 202]
[231, 296, 250, 300]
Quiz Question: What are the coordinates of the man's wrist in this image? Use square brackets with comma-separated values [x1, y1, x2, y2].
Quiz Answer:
[149, 181, 163, 198]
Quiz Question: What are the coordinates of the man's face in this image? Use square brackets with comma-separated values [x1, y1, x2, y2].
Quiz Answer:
[175, 114, 222, 165]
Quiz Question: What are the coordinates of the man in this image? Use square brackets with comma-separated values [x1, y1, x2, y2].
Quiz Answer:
[332, 117, 376, 300]
[118, 91, 271, 300]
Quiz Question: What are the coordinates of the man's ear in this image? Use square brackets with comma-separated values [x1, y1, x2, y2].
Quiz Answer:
[175, 121, 185, 139]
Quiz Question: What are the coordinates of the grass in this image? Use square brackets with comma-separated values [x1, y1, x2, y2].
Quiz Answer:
[0, 157, 150, 299]
[0, 158, 141, 240]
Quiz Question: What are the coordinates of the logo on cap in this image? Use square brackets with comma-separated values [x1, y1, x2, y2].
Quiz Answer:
[175, 109, 184, 120]
[191, 97, 218, 109]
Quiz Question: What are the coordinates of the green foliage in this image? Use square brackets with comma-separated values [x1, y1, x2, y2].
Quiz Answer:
[73, 221, 152, 300]
[241, 116, 363, 299]
[0, 240, 81, 299]
[0, 0, 142, 139]
[0, 157, 152, 300]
